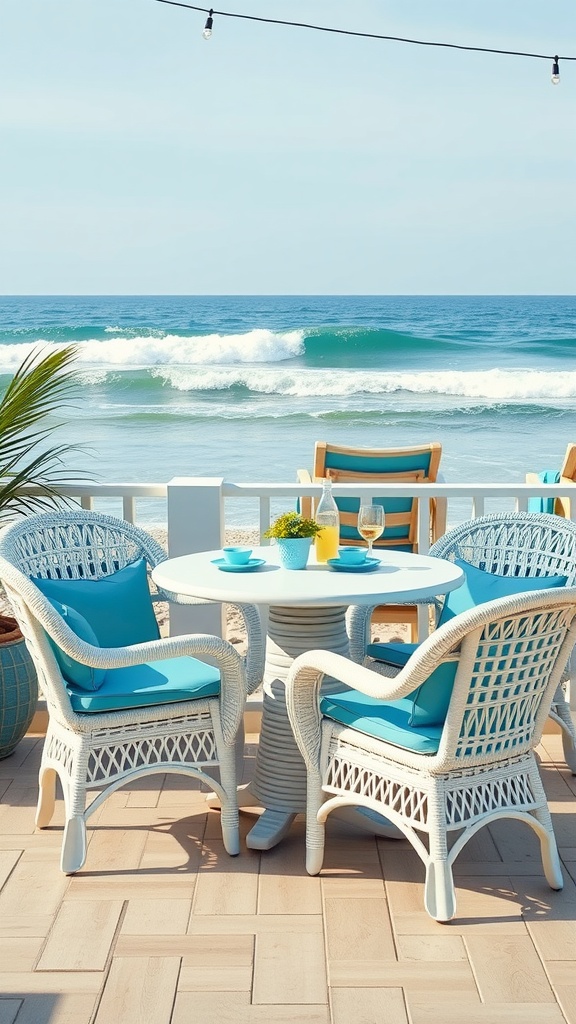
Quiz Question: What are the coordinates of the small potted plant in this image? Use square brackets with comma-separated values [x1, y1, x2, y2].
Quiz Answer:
[264, 511, 322, 570]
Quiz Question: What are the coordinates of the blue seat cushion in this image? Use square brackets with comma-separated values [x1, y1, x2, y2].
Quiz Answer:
[66, 656, 221, 713]
[367, 641, 417, 667]
[527, 470, 560, 514]
[368, 561, 568, 726]
[33, 559, 160, 648]
[46, 599, 106, 691]
[320, 688, 442, 754]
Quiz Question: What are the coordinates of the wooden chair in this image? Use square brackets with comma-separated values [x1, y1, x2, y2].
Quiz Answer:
[526, 442, 576, 517]
[285, 587, 576, 921]
[297, 442, 446, 640]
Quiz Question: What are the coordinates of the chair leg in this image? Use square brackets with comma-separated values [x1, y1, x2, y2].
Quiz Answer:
[217, 745, 240, 857]
[529, 768, 564, 890]
[424, 791, 455, 922]
[306, 775, 327, 876]
[61, 815, 87, 874]
[538, 825, 564, 891]
[560, 724, 576, 776]
[424, 857, 456, 923]
[35, 766, 57, 828]
[59, 770, 88, 874]
[551, 681, 576, 774]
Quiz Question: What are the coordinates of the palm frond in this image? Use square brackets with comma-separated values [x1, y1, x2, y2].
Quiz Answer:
[0, 344, 91, 518]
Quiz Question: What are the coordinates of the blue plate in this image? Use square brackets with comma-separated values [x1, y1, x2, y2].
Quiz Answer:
[211, 557, 266, 573]
[327, 556, 381, 573]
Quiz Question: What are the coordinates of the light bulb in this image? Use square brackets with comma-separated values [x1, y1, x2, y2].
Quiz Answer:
[551, 56, 560, 84]
[203, 10, 213, 39]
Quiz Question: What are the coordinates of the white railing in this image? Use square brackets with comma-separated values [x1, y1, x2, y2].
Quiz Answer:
[36, 477, 576, 534]
[19, 476, 575, 638]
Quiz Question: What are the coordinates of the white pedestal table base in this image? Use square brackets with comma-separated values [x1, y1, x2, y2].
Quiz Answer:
[244, 604, 402, 850]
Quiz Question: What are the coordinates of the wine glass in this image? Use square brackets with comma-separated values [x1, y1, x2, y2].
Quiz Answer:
[358, 503, 385, 558]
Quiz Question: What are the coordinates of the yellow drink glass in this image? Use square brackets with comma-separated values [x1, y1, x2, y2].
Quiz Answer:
[315, 524, 340, 563]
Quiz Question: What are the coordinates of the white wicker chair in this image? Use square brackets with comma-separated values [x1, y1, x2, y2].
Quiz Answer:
[348, 512, 576, 772]
[286, 588, 576, 922]
[0, 510, 265, 873]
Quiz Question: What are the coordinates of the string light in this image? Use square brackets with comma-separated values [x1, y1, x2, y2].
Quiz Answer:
[202, 8, 213, 39]
[154, 1, 574, 84]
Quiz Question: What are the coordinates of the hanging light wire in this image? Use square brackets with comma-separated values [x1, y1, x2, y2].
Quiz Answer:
[154, 0, 575, 65]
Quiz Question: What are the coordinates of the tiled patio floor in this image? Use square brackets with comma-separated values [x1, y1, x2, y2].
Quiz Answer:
[1, 729, 576, 1024]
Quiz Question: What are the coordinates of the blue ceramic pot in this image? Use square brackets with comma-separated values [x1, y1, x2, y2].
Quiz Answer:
[276, 537, 312, 570]
[0, 618, 38, 760]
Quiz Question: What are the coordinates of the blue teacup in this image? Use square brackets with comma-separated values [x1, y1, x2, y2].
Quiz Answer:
[222, 546, 252, 565]
[338, 546, 367, 565]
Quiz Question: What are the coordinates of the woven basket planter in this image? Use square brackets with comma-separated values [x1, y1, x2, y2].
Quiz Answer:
[0, 615, 38, 759]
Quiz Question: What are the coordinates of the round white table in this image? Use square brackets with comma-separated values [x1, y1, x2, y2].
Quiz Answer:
[152, 546, 464, 850]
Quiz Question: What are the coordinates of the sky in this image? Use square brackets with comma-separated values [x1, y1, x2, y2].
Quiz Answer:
[1, 1, 575, 294]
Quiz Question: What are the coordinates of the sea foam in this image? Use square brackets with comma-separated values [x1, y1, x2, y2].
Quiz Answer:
[0, 330, 305, 371]
[148, 365, 576, 403]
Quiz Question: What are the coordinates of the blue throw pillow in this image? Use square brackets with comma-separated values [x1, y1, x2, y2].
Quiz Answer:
[366, 641, 458, 728]
[368, 561, 568, 728]
[438, 559, 568, 627]
[46, 599, 106, 691]
[33, 558, 160, 648]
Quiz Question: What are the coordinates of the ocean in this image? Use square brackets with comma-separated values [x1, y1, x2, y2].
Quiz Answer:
[0, 294, 575, 525]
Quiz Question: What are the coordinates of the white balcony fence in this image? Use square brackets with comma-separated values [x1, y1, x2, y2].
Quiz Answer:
[14, 476, 576, 641]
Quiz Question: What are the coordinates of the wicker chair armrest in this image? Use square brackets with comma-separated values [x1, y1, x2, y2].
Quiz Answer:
[346, 604, 378, 663]
[149, 590, 264, 697]
[43, 618, 246, 744]
[224, 602, 265, 695]
[285, 645, 459, 771]
[290, 648, 457, 705]
[35, 599, 244, 676]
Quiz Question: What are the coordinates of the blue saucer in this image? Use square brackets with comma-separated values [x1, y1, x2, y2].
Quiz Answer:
[211, 557, 266, 573]
[327, 556, 380, 573]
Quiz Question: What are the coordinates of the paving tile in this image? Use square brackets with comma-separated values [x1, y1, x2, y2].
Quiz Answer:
[193, 840, 259, 915]
[258, 832, 322, 915]
[331, 987, 408, 1024]
[514, 873, 576, 961]
[406, 1001, 566, 1024]
[253, 930, 327, 1004]
[121, 898, 191, 935]
[172, 992, 330, 1024]
[116, 933, 253, 964]
[0, 851, 21, 892]
[464, 934, 555, 1002]
[0, 938, 44, 972]
[94, 957, 180, 1024]
[6, 995, 98, 1024]
[325, 897, 396, 961]
[38, 900, 123, 971]
[328, 959, 477, 992]
[397, 934, 467, 961]
[0, 1001, 21, 1024]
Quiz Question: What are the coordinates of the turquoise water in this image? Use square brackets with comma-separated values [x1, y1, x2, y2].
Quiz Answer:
[0, 294, 575, 523]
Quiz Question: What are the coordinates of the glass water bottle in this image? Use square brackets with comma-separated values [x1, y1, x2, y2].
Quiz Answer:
[314, 478, 340, 562]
